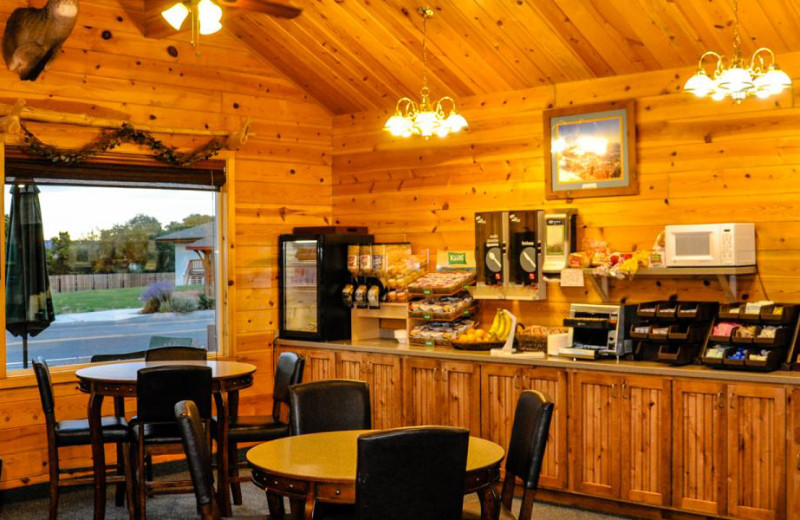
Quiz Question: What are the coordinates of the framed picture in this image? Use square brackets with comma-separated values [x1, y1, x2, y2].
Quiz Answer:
[544, 100, 637, 199]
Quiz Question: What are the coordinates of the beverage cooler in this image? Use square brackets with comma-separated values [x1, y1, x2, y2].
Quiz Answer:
[278, 233, 372, 341]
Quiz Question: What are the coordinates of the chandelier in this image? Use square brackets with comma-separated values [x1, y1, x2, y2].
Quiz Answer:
[162, 0, 223, 51]
[684, 0, 791, 104]
[384, 7, 468, 138]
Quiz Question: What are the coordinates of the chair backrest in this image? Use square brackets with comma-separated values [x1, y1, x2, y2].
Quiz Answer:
[175, 400, 221, 520]
[506, 389, 555, 490]
[146, 346, 207, 362]
[90, 350, 146, 363]
[355, 427, 469, 520]
[272, 352, 305, 420]
[137, 366, 212, 423]
[149, 336, 194, 348]
[32, 357, 56, 424]
[289, 380, 371, 436]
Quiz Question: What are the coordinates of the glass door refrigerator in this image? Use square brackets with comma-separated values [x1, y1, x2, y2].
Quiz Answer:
[279, 233, 372, 341]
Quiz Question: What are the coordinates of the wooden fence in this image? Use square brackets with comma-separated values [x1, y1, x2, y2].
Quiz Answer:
[48, 273, 176, 294]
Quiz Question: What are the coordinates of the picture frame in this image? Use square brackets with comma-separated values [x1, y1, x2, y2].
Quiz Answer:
[544, 100, 637, 199]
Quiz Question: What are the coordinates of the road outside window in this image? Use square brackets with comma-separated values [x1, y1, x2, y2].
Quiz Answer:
[4, 185, 219, 369]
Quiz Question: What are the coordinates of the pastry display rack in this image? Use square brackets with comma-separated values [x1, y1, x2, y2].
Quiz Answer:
[407, 272, 478, 348]
[701, 302, 800, 372]
[631, 300, 718, 365]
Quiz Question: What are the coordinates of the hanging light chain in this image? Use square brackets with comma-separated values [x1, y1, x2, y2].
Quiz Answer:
[732, 0, 741, 60]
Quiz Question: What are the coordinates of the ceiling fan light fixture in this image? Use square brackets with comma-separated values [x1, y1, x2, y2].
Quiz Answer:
[198, 0, 223, 35]
[162, 2, 190, 30]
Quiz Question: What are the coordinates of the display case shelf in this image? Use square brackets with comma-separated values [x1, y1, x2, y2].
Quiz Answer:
[584, 266, 758, 303]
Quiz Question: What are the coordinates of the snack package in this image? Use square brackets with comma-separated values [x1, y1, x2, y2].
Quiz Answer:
[347, 245, 361, 276]
[359, 245, 373, 276]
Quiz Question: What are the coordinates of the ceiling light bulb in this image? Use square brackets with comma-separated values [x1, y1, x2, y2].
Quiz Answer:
[198, 0, 223, 35]
[684, 71, 715, 98]
[162, 2, 189, 31]
[711, 88, 726, 101]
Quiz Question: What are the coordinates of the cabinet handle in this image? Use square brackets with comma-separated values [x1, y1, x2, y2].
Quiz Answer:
[513, 374, 520, 389]
[717, 391, 725, 409]
[611, 383, 618, 399]
[797, 452, 800, 470]
[621, 381, 628, 400]
[729, 393, 735, 409]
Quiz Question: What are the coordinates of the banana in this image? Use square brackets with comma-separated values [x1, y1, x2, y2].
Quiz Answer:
[495, 311, 509, 340]
[488, 310, 502, 339]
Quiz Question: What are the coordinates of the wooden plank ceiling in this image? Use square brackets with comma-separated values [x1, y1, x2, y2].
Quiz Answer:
[171, 0, 800, 114]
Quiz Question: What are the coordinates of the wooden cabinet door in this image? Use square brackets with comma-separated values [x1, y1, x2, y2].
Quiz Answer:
[365, 354, 403, 430]
[440, 360, 480, 435]
[480, 364, 523, 452]
[789, 389, 800, 520]
[619, 375, 671, 506]
[278, 346, 335, 382]
[522, 367, 567, 490]
[335, 350, 367, 381]
[403, 357, 441, 427]
[569, 371, 621, 499]
[672, 379, 726, 516]
[727, 383, 786, 520]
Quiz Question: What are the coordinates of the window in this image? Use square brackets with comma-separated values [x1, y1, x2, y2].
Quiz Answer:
[2, 154, 227, 371]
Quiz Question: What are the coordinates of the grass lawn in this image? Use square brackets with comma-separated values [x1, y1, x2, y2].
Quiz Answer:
[52, 285, 204, 315]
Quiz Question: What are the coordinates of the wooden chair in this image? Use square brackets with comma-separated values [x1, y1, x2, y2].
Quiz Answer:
[224, 351, 304, 505]
[288, 380, 371, 435]
[462, 390, 554, 520]
[145, 346, 206, 361]
[355, 426, 469, 520]
[175, 400, 292, 520]
[132, 365, 212, 520]
[33, 357, 134, 520]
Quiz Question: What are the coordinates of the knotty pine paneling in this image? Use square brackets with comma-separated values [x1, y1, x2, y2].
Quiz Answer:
[0, 0, 331, 490]
[331, 53, 800, 327]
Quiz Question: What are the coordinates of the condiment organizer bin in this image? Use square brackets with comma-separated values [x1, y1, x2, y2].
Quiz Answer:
[631, 301, 717, 365]
[701, 303, 800, 372]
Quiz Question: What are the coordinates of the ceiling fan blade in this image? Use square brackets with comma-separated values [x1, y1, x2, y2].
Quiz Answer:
[216, 0, 302, 18]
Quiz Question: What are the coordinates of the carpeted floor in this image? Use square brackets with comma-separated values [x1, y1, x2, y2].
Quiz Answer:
[0, 469, 639, 520]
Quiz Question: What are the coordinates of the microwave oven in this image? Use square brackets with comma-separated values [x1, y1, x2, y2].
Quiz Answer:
[664, 223, 755, 267]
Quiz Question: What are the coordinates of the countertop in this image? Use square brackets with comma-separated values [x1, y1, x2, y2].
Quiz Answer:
[276, 337, 800, 386]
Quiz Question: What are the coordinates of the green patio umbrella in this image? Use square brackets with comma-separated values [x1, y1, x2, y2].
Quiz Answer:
[5, 184, 55, 368]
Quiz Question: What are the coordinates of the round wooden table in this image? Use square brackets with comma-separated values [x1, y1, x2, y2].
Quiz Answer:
[76, 360, 256, 520]
[247, 430, 505, 520]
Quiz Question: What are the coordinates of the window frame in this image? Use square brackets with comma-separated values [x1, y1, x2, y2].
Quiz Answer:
[0, 146, 237, 384]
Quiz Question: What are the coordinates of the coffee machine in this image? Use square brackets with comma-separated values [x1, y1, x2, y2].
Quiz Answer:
[559, 303, 636, 360]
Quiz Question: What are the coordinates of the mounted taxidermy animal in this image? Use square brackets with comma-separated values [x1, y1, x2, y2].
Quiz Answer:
[2, 0, 79, 81]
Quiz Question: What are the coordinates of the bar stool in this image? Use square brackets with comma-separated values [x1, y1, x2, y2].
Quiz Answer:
[33, 357, 134, 520]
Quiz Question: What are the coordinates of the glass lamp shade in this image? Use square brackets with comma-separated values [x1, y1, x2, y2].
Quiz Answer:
[716, 66, 754, 95]
[198, 0, 223, 35]
[413, 110, 440, 137]
[759, 67, 792, 95]
[162, 2, 190, 30]
[384, 114, 414, 137]
[684, 71, 715, 97]
[444, 112, 468, 133]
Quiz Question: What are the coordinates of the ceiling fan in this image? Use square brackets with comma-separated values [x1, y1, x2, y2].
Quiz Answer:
[153, 0, 300, 43]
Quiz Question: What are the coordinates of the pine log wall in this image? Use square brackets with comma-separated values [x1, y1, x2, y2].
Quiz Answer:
[0, 0, 332, 489]
[332, 52, 800, 327]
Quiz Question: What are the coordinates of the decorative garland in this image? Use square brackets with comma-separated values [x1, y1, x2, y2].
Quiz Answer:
[19, 122, 227, 167]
